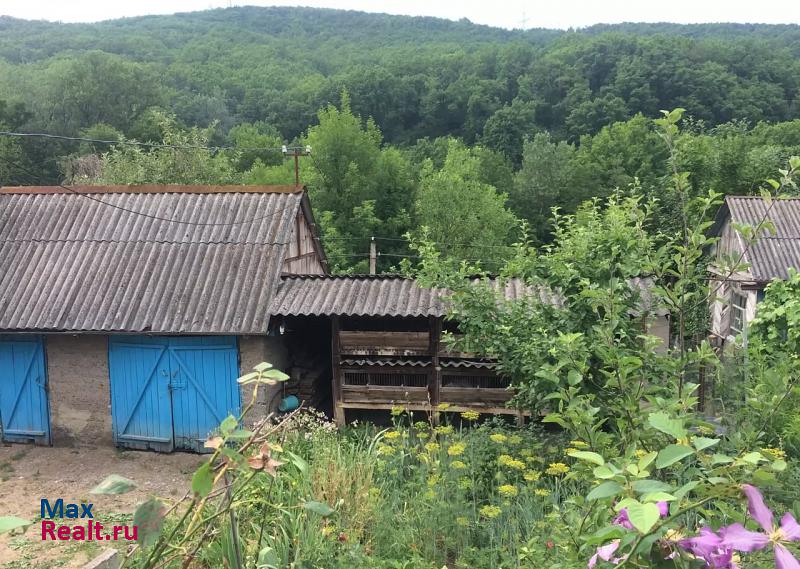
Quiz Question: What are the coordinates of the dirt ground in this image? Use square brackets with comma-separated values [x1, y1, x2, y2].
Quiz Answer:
[0, 443, 200, 568]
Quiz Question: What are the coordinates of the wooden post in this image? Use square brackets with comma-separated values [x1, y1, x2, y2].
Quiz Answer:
[369, 238, 377, 275]
[331, 316, 345, 427]
[429, 316, 442, 422]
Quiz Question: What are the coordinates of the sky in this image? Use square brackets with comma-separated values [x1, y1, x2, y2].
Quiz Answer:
[1, 0, 799, 29]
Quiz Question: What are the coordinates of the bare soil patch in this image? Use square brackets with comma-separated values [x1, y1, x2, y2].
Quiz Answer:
[0, 443, 199, 568]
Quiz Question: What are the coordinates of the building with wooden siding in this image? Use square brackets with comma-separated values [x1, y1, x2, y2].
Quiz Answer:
[709, 196, 800, 346]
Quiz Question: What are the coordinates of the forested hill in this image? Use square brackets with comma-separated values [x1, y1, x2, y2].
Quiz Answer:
[2, 7, 800, 272]
[1, 6, 799, 148]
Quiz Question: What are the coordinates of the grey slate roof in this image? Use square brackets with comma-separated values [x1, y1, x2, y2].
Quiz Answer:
[269, 275, 562, 318]
[718, 196, 800, 282]
[0, 186, 303, 333]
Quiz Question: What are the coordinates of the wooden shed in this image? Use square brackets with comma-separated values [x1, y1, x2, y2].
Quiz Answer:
[0, 185, 326, 450]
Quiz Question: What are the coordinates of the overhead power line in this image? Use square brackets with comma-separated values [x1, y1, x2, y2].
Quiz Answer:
[0, 156, 301, 231]
[0, 130, 290, 153]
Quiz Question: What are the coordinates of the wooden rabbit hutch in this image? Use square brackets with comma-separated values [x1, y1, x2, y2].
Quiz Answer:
[270, 275, 532, 425]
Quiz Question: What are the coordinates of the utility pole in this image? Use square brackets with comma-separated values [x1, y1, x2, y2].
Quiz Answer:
[282, 145, 312, 188]
[369, 237, 377, 275]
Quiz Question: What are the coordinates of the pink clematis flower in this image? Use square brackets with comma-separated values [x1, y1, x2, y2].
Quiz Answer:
[588, 540, 625, 568]
[679, 527, 739, 569]
[720, 484, 800, 569]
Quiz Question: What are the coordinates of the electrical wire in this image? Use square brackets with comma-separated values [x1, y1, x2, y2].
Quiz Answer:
[0, 156, 303, 230]
[0, 130, 291, 153]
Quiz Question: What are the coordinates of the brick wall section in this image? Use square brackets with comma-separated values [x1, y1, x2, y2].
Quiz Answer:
[45, 335, 112, 447]
[238, 336, 289, 427]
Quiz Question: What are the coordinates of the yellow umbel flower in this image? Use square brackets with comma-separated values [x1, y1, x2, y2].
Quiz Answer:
[489, 433, 508, 444]
[417, 432, 429, 440]
[534, 488, 551, 497]
[456, 516, 470, 527]
[508, 435, 523, 445]
[565, 448, 579, 455]
[435, 425, 454, 436]
[424, 442, 440, 453]
[569, 440, 588, 448]
[498, 454, 515, 466]
[523, 470, 541, 482]
[451, 460, 467, 469]
[634, 449, 648, 459]
[461, 410, 480, 421]
[437, 403, 451, 411]
[458, 477, 472, 490]
[761, 447, 787, 461]
[447, 442, 466, 456]
[377, 444, 396, 456]
[384, 430, 401, 440]
[390, 406, 405, 416]
[546, 463, 570, 476]
[427, 474, 441, 487]
[498, 484, 518, 498]
[479, 505, 502, 519]
[519, 449, 532, 458]
[414, 421, 429, 430]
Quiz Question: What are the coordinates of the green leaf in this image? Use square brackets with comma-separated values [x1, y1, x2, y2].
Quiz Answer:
[285, 450, 309, 475]
[712, 453, 734, 465]
[566, 450, 604, 466]
[648, 412, 687, 440]
[585, 525, 626, 545]
[641, 492, 677, 503]
[674, 481, 700, 500]
[587, 481, 623, 501]
[220, 415, 238, 435]
[192, 462, 214, 498]
[692, 437, 720, 451]
[593, 465, 616, 479]
[264, 369, 290, 382]
[637, 451, 657, 471]
[656, 445, 694, 468]
[227, 429, 255, 440]
[772, 459, 788, 472]
[740, 452, 766, 465]
[257, 546, 280, 569]
[253, 362, 273, 372]
[632, 479, 673, 494]
[133, 499, 165, 548]
[625, 501, 661, 534]
[0, 516, 32, 535]
[90, 474, 136, 495]
[303, 501, 335, 516]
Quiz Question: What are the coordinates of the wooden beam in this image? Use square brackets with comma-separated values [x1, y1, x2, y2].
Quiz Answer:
[429, 316, 442, 414]
[331, 316, 345, 427]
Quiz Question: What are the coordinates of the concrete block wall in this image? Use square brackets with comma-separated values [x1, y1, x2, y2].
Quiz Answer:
[41, 334, 287, 447]
[238, 335, 289, 427]
[45, 335, 113, 446]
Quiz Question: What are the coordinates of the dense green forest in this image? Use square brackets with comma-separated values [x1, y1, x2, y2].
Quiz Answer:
[1, 7, 800, 270]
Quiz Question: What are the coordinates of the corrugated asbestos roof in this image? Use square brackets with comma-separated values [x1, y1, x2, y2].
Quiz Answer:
[722, 196, 800, 282]
[269, 275, 561, 318]
[0, 186, 303, 333]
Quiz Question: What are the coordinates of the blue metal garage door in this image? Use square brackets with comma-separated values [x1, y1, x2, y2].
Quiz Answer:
[0, 336, 51, 445]
[109, 336, 240, 452]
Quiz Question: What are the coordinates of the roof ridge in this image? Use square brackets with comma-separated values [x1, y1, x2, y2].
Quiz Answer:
[0, 185, 304, 195]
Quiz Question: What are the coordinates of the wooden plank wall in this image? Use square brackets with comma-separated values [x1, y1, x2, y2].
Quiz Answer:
[282, 212, 325, 275]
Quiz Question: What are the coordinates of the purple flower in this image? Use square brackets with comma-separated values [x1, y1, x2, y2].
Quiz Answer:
[588, 540, 625, 568]
[719, 485, 800, 569]
[613, 501, 669, 530]
[678, 527, 739, 569]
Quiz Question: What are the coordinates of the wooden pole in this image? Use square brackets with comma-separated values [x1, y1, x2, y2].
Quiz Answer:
[369, 238, 377, 275]
[331, 316, 345, 427]
[429, 316, 442, 423]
